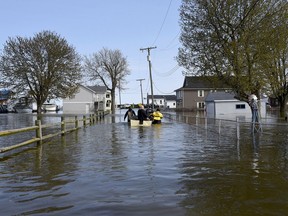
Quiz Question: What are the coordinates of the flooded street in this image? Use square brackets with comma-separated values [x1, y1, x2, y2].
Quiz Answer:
[0, 112, 288, 215]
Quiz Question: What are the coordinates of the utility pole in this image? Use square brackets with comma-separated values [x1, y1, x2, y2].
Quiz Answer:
[118, 81, 122, 109]
[140, 46, 157, 110]
[136, 78, 145, 105]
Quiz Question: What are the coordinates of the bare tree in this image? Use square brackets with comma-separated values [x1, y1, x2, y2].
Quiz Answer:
[178, 0, 288, 116]
[83, 48, 130, 114]
[258, 4, 288, 116]
[0, 30, 83, 113]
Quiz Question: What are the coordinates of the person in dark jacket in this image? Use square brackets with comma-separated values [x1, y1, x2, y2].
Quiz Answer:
[137, 105, 148, 124]
[124, 107, 136, 122]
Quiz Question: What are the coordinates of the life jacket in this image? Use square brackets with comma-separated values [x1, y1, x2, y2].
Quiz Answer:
[153, 111, 163, 121]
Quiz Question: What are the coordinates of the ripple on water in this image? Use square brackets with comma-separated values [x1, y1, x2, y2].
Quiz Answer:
[1, 115, 288, 215]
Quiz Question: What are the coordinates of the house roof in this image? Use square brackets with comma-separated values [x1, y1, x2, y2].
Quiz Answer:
[147, 94, 176, 101]
[205, 91, 237, 102]
[81, 85, 107, 94]
[84, 85, 107, 93]
[180, 76, 230, 90]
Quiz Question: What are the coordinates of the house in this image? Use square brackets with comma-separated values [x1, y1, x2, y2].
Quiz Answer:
[175, 76, 230, 111]
[0, 89, 12, 113]
[146, 94, 177, 109]
[205, 91, 266, 119]
[63, 85, 111, 113]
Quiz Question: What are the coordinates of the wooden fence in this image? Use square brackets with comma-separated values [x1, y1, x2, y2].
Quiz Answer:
[0, 112, 108, 153]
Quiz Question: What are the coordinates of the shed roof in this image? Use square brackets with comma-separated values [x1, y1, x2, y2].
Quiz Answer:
[205, 91, 237, 102]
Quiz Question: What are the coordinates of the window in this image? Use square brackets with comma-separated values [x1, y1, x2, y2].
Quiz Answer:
[198, 90, 204, 97]
[236, 104, 245, 109]
[106, 94, 110, 98]
[197, 102, 205, 109]
[177, 91, 182, 99]
[160, 100, 162, 104]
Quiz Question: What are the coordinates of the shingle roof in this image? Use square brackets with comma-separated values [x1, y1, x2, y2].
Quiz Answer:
[205, 91, 237, 102]
[86, 85, 107, 93]
[182, 76, 230, 89]
[164, 95, 177, 100]
[147, 94, 176, 100]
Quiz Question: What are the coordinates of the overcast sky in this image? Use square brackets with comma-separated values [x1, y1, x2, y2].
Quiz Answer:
[0, 0, 185, 104]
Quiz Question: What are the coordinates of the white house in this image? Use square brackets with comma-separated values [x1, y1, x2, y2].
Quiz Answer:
[63, 85, 111, 113]
[205, 91, 266, 119]
[146, 94, 177, 109]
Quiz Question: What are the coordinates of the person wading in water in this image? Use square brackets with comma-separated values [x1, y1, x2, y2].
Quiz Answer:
[151, 108, 163, 124]
[137, 105, 148, 125]
[124, 107, 136, 122]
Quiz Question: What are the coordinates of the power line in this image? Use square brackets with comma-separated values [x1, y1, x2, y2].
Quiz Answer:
[153, 81, 175, 95]
[152, 64, 180, 77]
[152, 0, 173, 46]
[160, 31, 181, 51]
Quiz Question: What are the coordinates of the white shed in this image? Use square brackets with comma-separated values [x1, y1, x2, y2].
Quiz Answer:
[205, 91, 266, 119]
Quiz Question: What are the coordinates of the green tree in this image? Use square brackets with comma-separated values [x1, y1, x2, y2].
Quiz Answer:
[178, 0, 288, 116]
[0, 30, 82, 113]
[83, 48, 130, 114]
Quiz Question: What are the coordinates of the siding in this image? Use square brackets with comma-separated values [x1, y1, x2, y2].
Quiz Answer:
[63, 87, 95, 113]
[206, 100, 266, 119]
[183, 90, 206, 109]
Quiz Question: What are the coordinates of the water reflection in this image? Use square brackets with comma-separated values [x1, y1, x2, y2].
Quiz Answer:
[0, 134, 81, 215]
[179, 124, 288, 215]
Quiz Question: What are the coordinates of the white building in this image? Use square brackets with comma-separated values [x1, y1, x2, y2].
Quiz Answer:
[146, 94, 176, 109]
[205, 91, 266, 119]
[63, 85, 111, 113]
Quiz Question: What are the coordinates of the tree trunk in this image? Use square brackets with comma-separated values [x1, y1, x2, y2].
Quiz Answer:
[37, 101, 42, 114]
[111, 89, 115, 114]
[279, 99, 286, 118]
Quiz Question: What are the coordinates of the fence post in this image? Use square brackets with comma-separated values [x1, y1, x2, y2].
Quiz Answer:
[196, 115, 199, 126]
[205, 117, 207, 130]
[61, 116, 65, 135]
[236, 117, 240, 140]
[218, 120, 221, 135]
[89, 114, 92, 125]
[75, 116, 79, 129]
[83, 115, 86, 127]
[35, 120, 42, 145]
[92, 113, 95, 124]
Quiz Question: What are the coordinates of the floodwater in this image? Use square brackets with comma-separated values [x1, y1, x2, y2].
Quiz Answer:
[0, 111, 288, 215]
